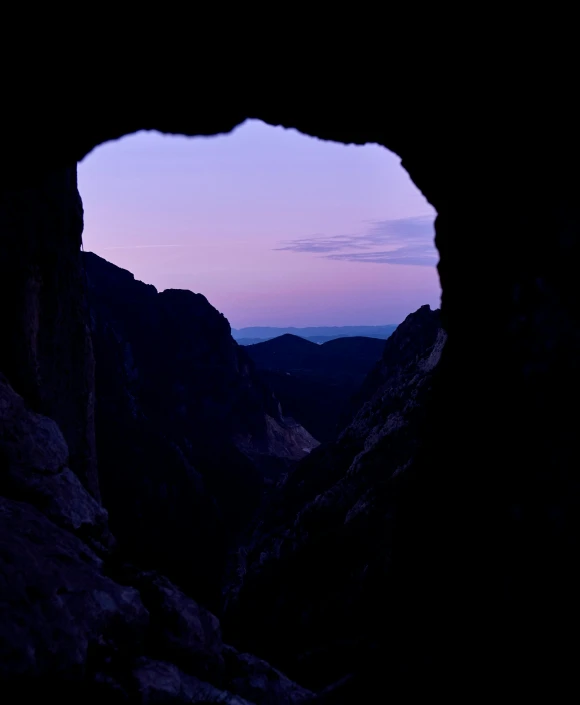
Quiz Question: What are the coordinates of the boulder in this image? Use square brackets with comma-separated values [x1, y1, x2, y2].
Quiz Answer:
[0, 374, 112, 550]
[131, 658, 252, 704]
[0, 496, 148, 681]
[133, 570, 224, 680]
[223, 646, 313, 705]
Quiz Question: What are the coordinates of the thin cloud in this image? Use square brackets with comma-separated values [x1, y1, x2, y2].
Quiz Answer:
[327, 247, 437, 266]
[275, 215, 437, 266]
[101, 245, 191, 251]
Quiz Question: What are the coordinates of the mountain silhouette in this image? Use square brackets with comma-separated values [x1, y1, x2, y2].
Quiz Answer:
[245, 334, 386, 442]
[232, 324, 397, 346]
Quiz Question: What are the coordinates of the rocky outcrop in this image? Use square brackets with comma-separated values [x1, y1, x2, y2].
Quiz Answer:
[84, 252, 317, 603]
[124, 569, 225, 681]
[222, 647, 313, 705]
[0, 495, 148, 683]
[0, 374, 143, 686]
[3, 53, 580, 696]
[130, 659, 253, 704]
[0, 413, 140, 696]
[0, 495, 310, 703]
[85, 251, 317, 466]
[0, 374, 112, 552]
[0, 370, 311, 702]
[0, 167, 98, 498]
[223, 306, 445, 689]
[0, 167, 320, 701]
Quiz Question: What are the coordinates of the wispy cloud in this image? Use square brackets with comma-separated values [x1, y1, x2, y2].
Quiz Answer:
[275, 215, 437, 266]
[101, 245, 190, 251]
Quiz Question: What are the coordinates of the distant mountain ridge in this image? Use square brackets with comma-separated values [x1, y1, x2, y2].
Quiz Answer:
[244, 334, 387, 442]
[232, 325, 398, 345]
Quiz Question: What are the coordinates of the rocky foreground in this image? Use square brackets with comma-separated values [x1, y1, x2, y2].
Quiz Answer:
[0, 303, 444, 702]
[0, 371, 313, 704]
[223, 306, 445, 690]
[0, 163, 449, 703]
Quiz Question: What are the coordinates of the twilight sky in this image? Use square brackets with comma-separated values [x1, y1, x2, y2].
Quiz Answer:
[79, 119, 440, 328]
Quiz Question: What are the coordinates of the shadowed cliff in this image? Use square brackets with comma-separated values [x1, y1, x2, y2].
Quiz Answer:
[223, 306, 445, 688]
[84, 252, 318, 604]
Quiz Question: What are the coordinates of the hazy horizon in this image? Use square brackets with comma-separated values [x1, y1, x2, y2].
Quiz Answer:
[79, 120, 440, 328]
[231, 323, 400, 331]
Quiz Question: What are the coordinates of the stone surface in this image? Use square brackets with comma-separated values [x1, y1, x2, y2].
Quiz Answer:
[85, 251, 317, 471]
[131, 659, 252, 704]
[0, 374, 111, 548]
[84, 251, 317, 603]
[132, 570, 224, 680]
[0, 167, 98, 498]
[223, 646, 313, 705]
[0, 496, 148, 681]
[223, 307, 445, 688]
[0, 492, 309, 701]
[0, 371, 68, 473]
[2, 45, 580, 697]
[1, 359, 310, 700]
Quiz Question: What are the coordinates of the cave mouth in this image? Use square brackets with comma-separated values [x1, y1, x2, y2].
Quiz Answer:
[2, 51, 579, 699]
[78, 118, 441, 334]
[75, 119, 442, 610]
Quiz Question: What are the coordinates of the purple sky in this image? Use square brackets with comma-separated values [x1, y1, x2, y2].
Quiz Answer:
[79, 120, 440, 328]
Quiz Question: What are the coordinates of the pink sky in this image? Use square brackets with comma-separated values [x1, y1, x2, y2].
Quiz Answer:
[78, 120, 440, 328]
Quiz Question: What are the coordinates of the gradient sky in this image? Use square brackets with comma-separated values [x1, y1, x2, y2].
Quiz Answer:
[78, 119, 440, 328]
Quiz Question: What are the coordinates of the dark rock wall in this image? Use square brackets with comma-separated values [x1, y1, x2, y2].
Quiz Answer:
[0, 168, 98, 499]
[385, 191, 580, 695]
[222, 306, 445, 688]
[0, 232, 312, 703]
[84, 252, 316, 469]
[1, 47, 580, 697]
[84, 252, 317, 604]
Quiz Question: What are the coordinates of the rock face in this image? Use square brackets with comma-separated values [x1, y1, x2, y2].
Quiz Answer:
[0, 167, 320, 702]
[0, 374, 147, 688]
[84, 252, 317, 603]
[130, 659, 253, 705]
[0, 368, 311, 702]
[0, 167, 98, 498]
[0, 495, 148, 683]
[222, 646, 313, 705]
[0, 373, 112, 552]
[223, 306, 446, 689]
[3, 52, 580, 697]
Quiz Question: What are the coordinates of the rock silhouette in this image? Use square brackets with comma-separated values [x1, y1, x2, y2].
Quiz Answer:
[223, 306, 445, 688]
[85, 251, 318, 604]
[2, 43, 580, 698]
[245, 334, 386, 441]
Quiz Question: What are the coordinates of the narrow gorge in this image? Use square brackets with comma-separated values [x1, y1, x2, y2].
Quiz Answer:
[1, 45, 579, 699]
[0, 165, 445, 701]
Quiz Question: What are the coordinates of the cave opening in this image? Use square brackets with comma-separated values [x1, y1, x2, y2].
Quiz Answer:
[79, 119, 441, 331]
[2, 42, 580, 699]
[75, 119, 442, 635]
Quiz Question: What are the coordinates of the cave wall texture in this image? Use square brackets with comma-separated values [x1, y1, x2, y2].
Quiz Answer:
[0, 167, 99, 499]
[1, 39, 579, 696]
